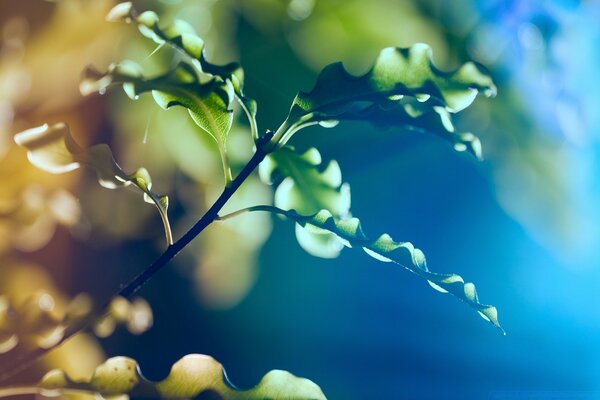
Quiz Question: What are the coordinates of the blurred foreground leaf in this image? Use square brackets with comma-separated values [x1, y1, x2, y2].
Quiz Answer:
[274, 44, 495, 150]
[6, 354, 328, 399]
[14, 123, 172, 244]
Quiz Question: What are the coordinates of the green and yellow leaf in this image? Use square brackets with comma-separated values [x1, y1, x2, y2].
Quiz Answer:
[14, 123, 172, 244]
[0, 354, 327, 399]
[106, 1, 258, 140]
[81, 62, 234, 155]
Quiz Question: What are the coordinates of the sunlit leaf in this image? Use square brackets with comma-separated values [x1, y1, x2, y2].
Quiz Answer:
[106, 1, 258, 140]
[275, 44, 495, 148]
[81, 62, 234, 155]
[0, 290, 152, 356]
[93, 296, 153, 338]
[14, 123, 172, 244]
[268, 208, 503, 332]
[260, 145, 351, 258]
[259, 146, 350, 217]
[24, 354, 326, 399]
[0, 292, 92, 354]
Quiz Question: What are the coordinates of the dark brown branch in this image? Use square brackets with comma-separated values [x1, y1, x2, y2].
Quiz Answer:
[0, 132, 273, 384]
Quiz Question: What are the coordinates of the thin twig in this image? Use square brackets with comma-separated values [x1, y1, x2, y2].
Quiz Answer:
[0, 132, 274, 384]
[216, 205, 289, 221]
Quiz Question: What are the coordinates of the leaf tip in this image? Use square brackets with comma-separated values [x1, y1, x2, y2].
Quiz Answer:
[106, 2, 134, 22]
[14, 123, 83, 174]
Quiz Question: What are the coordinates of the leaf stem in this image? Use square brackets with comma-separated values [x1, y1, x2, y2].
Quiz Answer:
[265, 114, 318, 152]
[0, 131, 274, 385]
[219, 144, 234, 187]
[216, 205, 289, 221]
[236, 96, 258, 141]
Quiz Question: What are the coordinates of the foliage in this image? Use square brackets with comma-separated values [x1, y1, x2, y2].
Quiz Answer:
[0, 1, 502, 398]
[14, 123, 172, 244]
[0, 354, 324, 399]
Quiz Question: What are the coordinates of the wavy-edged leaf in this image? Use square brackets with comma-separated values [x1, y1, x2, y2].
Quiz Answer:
[106, 2, 258, 139]
[14, 123, 172, 244]
[271, 208, 502, 332]
[343, 99, 483, 159]
[19, 354, 326, 399]
[275, 44, 495, 148]
[259, 146, 350, 217]
[81, 62, 234, 156]
[259, 146, 351, 258]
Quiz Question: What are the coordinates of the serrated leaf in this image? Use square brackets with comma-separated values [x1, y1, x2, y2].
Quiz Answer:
[14, 123, 172, 244]
[81, 62, 234, 155]
[276, 44, 495, 148]
[272, 208, 503, 332]
[30, 354, 326, 399]
[259, 146, 351, 258]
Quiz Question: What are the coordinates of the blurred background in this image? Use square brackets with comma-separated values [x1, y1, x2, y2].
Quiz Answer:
[1, 0, 599, 398]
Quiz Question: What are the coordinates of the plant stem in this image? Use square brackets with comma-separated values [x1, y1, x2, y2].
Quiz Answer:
[0, 131, 274, 385]
[216, 205, 289, 221]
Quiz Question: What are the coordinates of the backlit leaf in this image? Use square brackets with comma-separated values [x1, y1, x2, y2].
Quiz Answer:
[28, 354, 327, 399]
[274, 44, 495, 149]
[106, 2, 258, 140]
[14, 123, 172, 244]
[81, 62, 234, 155]
[0, 292, 151, 356]
[259, 146, 350, 258]
[268, 208, 503, 332]
[341, 99, 483, 159]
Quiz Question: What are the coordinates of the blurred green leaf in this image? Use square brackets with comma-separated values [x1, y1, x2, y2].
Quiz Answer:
[14, 123, 172, 244]
[32, 353, 326, 399]
[0, 292, 91, 355]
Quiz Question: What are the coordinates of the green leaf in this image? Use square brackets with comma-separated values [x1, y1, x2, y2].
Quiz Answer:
[0, 292, 152, 355]
[270, 208, 503, 332]
[259, 146, 351, 258]
[31, 354, 326, 399]
[259, 146, 350, 217]
[106, 2, 258, 140]
[82, 62, 234, 153]
[273, 44, 495, 149]
[0, 292, 91, 354]
[14, 123, 173, 245]
[93, 296, 153, 338]
[341, 99, 483, 159]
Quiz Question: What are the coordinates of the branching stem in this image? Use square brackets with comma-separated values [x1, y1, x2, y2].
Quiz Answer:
[0, 131, 275, 385]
